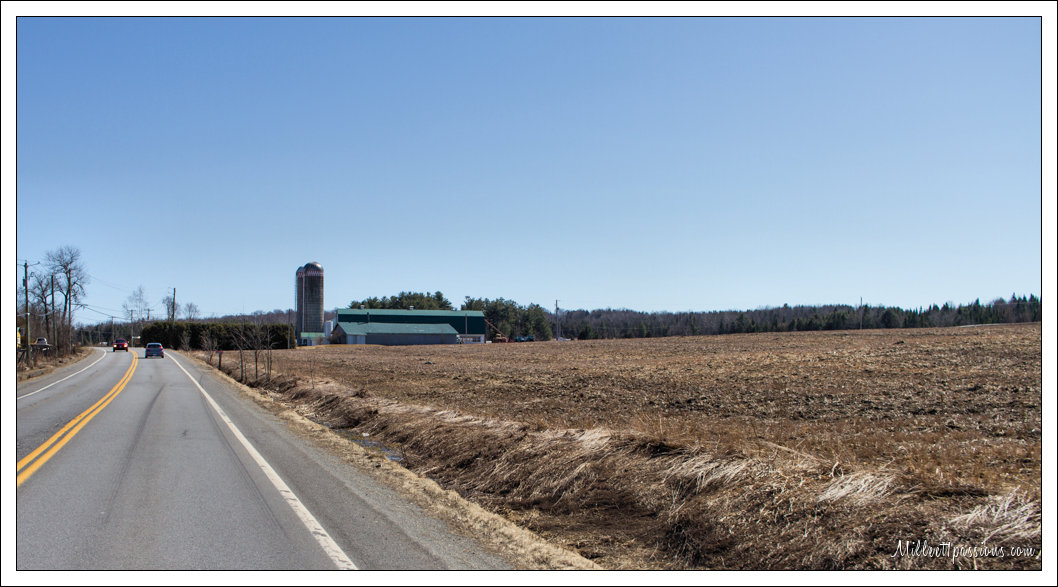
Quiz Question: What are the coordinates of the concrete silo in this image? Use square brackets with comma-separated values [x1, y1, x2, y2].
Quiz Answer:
[295, 262, 325, 342]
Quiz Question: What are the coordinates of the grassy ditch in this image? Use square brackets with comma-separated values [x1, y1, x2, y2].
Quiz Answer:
[17, 345, 92, 381]
[194, 324, 1042, 570]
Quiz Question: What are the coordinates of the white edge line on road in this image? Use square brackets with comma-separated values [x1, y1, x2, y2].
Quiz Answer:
[167, 353, 359, 570]
[17, 348, 108, 404]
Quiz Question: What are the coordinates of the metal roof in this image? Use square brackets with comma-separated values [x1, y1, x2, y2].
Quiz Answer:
[336, 309, 484, 318]
[335, 309, 486, 335]
[333, 322, 459, 336]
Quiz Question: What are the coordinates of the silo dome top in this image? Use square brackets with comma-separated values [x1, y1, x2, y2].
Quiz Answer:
[304, 262, 323, 271]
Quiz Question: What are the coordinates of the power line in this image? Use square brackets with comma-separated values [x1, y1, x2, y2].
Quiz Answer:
[77, 305, 124, 319]
[79, 302, 127, 315]
[86, 272, 134, 292]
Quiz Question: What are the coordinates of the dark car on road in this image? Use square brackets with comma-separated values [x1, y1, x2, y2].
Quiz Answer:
[113, 338, 128, 352]
[145, 342, 165, 359]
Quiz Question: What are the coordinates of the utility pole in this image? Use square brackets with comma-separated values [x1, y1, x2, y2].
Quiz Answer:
[51, 275, 56, 351]
[23, 262, 31, 365]
[22, 261, 42, 363]
[555, 299, 561, 340]
[173, 287, 176, 322]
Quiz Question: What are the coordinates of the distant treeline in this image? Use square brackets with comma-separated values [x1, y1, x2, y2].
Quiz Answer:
[88, 292, 1039, 347]
[351, 291, 455, 311]
[460, 297, 553, 341]
[553, 294, 1042, 340]
[351, 291, 1042, 341]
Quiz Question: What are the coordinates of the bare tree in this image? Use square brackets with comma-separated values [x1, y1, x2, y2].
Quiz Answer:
[201, 331, 218, 365]
[162, 293, 177, 322]
[234, 324, 248, 383]
[122, 286, 150, 344]
[122, 286, 148, 319]
[46, 246, 89, 353]
[233, 320, 271, 384]
[28, 272, 52, 345]
[183, 302, 200, 322]
[250, 320, 275, 382]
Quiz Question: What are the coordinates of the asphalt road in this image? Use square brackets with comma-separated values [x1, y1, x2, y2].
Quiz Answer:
[15, 347, 510, 571]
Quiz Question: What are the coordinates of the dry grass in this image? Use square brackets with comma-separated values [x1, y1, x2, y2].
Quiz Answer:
[16, 345, 92, 381]
[949, 488, 1042, 546]
[195, 323, 1042, 570]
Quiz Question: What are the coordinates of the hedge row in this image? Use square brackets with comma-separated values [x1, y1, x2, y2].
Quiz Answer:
[139, 321, 295, 351]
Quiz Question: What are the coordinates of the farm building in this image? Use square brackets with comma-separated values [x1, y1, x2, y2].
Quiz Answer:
[295, 262, 325, 345]
[331, 309, 487, 345]
[298, 331, 326, 346]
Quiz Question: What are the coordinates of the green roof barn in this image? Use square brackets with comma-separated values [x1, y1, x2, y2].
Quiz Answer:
[331, 309, 487, 345]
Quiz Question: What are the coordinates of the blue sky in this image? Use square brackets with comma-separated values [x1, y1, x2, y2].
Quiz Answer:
[8, 8, 1053, 324]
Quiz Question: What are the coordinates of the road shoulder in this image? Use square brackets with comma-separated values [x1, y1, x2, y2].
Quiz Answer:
[175, 351, 597, 570]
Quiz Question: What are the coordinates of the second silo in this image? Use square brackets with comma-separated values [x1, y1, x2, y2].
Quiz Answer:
[295, 261, 325, 341]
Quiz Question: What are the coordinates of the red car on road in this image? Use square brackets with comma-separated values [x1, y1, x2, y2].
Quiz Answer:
[113, 338, 128, 352]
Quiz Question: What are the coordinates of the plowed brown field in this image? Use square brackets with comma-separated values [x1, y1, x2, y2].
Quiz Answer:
[199, 323, 1043, 570]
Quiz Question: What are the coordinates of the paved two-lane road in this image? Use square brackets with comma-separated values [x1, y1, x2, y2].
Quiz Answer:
[15, 348, 510, 570]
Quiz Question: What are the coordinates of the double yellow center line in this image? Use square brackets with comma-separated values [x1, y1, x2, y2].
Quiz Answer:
[16, 355, 138, 487]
